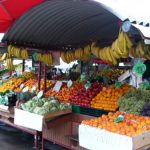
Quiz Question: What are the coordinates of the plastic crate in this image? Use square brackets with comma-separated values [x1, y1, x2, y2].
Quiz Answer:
[72, 105, 81, 114]
[72, 105, 111, 117]
[79, 106, 109, 117]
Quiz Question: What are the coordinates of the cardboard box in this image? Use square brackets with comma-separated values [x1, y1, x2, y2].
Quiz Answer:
[79, 124, 150, 150]
[14, 108, 72, 131]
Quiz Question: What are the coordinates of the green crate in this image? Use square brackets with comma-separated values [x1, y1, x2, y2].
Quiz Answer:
[72, 105, 80, 113]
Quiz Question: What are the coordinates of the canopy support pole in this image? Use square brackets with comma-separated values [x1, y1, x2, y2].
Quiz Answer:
[38, 62, 42, 91]
[44, 64, 47, 93]
[22, 59, 25, 72]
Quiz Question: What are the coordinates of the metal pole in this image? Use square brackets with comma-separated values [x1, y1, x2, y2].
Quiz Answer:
[44, 64, 47, 93]
[38, 62, 42, 91]
[22, 59, 25, 72]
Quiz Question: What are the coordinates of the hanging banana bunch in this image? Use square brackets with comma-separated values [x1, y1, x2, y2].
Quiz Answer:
[21, 49, 29, 59]
[60, 51, 76, 64]
[75, 48, 84, 59]
[6, 58, 15, 71]
[91, 42, 100, 58]
[0, 53, 9, 62]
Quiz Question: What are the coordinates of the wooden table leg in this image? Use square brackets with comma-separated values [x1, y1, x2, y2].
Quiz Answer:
[34, 131, 38, 149]
[42, 136, 45, 150]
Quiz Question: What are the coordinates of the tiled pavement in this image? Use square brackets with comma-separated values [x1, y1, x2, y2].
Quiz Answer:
[0, 123, 67, 150]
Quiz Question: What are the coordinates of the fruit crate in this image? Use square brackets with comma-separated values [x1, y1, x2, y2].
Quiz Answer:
[72, 105, 110, 117]
[79, 106, 110, 117]
[72, 105, 81, 114]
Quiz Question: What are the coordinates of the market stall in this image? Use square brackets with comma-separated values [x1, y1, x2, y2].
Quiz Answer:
[0, 0, 150, 150]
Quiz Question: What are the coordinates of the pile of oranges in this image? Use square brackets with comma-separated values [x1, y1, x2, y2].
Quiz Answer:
[0, 77, 24, 92]
[91, 84, 133, 111]
[14, 79, 37, 93]
[45, 82, 82, 103]
[36, 80, 54, 92]
[82, 111, 150, 137]
[45, 89, 58, 97]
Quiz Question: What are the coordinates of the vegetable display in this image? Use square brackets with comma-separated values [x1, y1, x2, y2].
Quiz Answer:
[21, 96, 71, 116]
[119, 89, 150, 115]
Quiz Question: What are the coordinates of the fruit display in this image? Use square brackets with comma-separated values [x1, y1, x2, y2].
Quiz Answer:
[33, 52, 53, 66]
[91, 84, 133, 111]
[36, 79, 54, 91]
[61, 51, 76, 64]
[21, 96, 71, 115]
[93, 69, 126, 80]
[91, 31, 132, 65]
[82, 111, 150, 137]
[119, 89, 150, 115]
[21, 71, 35, 80]
[60, 45, 91, 63]
[129, 41, 150, 59]
[0, 53, 9, 62]
[14, 79, 37, 93]
[45, 89, 58, 97]
[71, 82, 103, 107]
[0, 77, 24, 93]
[55, 82, 83, 103]
[6, 58, 15, 71]
[8, 45, 29, 59]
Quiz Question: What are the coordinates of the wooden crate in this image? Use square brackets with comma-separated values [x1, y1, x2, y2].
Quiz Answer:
[43, 114, 93, 150]
[14, 108, 72, 131]
[79, 124, 150, 150]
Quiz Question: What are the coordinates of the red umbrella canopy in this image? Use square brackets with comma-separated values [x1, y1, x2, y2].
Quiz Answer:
[0, 0, 44, 33]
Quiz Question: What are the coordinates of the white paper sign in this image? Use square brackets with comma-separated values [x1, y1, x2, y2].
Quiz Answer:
[31, 86, 36, 93]
[20, 84, 24, 89]
[118, 70, 131, 82]
[22, 86, 29, 93]
[67, 80, 73, 88]
[37, 90, 43, 99]
[53, 81, 62, 92]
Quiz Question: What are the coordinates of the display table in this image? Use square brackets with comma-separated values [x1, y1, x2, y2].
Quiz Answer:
[0, 108, 40, 149]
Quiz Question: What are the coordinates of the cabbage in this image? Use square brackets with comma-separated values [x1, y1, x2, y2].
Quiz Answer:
[32, 96, 38, 101]
[43, 101, 52, 107]
[50, 106, 58, 112]
[37, 107, 49, 115]
[59, 103, 71, 110]
[36, 100, 44, 107]
[41, 98, 47, 103]
[48, 96, 57, 101]
[50, 100, 60, 108]
[33, 107, 42, 114]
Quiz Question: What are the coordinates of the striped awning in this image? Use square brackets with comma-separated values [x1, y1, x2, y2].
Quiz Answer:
[2, 0, 120, 49]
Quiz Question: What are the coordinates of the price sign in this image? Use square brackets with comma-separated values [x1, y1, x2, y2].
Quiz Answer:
[22, 86, 29, 93]
[31, 86, 36, 93]
[20, 84, 24, 89]
[53, 81, 62, 92]
[37, 90, 43, 99]
[67, 80, 73, 88]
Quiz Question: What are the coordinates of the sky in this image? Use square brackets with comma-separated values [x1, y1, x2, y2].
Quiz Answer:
[94, 0, 150, 38]
[94, 0, 150, 24]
